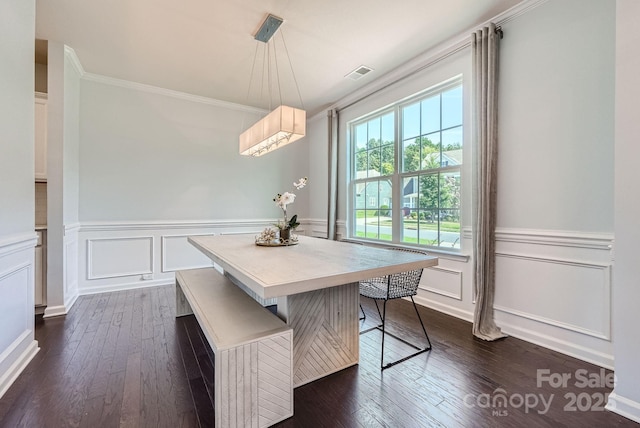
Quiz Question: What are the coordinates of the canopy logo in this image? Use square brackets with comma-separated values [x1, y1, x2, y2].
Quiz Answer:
[462, 369, 614, 417]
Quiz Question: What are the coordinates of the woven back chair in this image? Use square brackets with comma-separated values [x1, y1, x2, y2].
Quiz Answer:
[359, 247, 432, 369]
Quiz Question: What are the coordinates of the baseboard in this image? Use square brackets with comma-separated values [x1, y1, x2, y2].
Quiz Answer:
[78, 277, 174, 296]
[0, 338, 39, 399]
[43, 304, 68, 318]
[41, 294, 79, 318]
[606, 392, 640, 424]
[413, 295, 474, 323]
[499, 322, 614, 369]
[64, 291, 79, 313]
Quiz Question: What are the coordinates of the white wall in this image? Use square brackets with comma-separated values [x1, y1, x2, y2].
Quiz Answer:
[607, 0, 640, 422]
[0, 0, 40, 398]
[76, 76, 311, 294]
[306, 0, 616, 368]
[498, 0, 615, 232]
[79, 78, 309, 222]
[63, 50, 80, 227]
[62, 48, 81, 310]
[44, 43, 82, 318]
[493, 0, 615, 366]
[45, 41, 64, 316]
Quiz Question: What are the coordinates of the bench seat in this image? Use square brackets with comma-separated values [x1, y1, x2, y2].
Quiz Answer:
[176, 268, 293, 428]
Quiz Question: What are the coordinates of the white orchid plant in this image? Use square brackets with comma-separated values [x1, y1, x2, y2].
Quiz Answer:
[273, 176, 308, 231]
[256, 176, 308, 244]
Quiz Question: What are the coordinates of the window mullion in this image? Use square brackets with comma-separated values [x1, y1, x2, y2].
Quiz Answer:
[391, 106, 401, 243]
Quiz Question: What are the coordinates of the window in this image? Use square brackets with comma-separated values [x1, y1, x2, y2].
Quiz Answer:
[350, 78, 463, 250]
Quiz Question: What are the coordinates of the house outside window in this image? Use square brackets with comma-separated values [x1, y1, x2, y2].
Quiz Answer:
[350, 77, 463, 249]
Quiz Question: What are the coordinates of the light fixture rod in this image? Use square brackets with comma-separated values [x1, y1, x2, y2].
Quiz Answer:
[255, 14, 283, 43]
[279, 29, 304, 110]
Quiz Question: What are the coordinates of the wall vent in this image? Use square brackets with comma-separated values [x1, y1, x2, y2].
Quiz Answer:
[345, 65, 373, 81]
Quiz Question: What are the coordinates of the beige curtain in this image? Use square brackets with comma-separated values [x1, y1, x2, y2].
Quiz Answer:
[327, 108, 339, 240]
[472, 23, 506, 341]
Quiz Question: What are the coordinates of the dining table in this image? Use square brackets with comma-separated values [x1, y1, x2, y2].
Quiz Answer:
[188, 234, 438, 387]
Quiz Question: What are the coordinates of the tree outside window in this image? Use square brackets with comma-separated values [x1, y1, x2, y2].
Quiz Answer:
[351, 79, 462, 249]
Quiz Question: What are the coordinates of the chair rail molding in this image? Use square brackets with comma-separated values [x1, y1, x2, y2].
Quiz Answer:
[494, 227, 613, 251]
[79, 219, 279, 232]
[0, 233, 38, 258]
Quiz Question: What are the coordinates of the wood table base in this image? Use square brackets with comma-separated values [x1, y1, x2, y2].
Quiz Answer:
[277, 282, 359, 387]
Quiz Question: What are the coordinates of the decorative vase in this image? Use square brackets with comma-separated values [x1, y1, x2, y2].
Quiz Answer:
[280, 228, 291, 242]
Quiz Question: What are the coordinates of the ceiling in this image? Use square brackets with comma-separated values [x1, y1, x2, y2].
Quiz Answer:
[35, 0, 523, 117]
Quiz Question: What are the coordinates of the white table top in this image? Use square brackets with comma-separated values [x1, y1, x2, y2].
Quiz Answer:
[189, 235, 438, 299]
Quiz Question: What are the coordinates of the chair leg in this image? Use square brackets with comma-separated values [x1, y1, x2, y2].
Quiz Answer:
[410, 296, 432, 349]
[373, 299, 384, 321]
[379, 300, 388, 370]
[360, 297, 433, 370]
[359, 303, 366, 321]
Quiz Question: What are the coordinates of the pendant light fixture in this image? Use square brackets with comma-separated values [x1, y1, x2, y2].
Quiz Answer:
[239, 14, 306, 157]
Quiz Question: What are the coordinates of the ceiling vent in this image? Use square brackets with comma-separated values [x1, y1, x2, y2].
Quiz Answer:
[345, 65, 373, 81]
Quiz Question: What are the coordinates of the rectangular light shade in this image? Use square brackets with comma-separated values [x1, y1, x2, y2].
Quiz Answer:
[239, 105, 306, 156]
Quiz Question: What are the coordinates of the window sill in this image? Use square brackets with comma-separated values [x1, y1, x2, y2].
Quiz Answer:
[339, 237, 471, 262]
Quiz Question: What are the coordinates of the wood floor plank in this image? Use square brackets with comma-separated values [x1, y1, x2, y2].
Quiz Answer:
[119, 352, 142, 428]
[100, 369, 126, 426]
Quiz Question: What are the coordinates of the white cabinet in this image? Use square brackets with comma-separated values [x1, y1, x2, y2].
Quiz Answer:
[35, 93, 47, 181]
[35, 230, 47, 307]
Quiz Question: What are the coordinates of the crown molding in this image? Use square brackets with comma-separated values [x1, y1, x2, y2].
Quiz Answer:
[331, 0, 550, 113]
[81, 72, 267, 114]
[64, 45, 85, 77]
[493, 0, 550, 26]
[59, 42, 267, 114]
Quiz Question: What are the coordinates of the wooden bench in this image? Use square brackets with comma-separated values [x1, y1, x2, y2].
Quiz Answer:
[175, 268, 293, 428]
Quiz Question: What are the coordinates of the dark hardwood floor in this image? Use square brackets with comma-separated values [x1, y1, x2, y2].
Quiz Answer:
[0, 284, 637, 427]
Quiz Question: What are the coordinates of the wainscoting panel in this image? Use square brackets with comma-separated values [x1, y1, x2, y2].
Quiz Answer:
[304, 218, 330, 239]
[87, 236, 153, 280]
[420, 266, 463, 300]
[161, 234, 214, 273]
[78, 220, 287, 295]
[0, 234, 39, 399]
[0, 263, 30, 352]
[493, 228, 614, 368]
[495, 253, 611, 340]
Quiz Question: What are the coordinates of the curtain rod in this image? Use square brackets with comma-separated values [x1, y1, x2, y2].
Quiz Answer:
[330, 0, 553, 114]
[337, 25, 503, 113]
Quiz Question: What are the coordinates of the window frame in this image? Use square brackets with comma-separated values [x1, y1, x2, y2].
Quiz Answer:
[348, 76, 464, 251]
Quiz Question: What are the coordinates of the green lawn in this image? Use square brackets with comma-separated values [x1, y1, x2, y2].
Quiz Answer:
[355, 231, 392, 241]
[355, 210, 381, 219]
[379, 219, 460, 232]
[354, 231, 440, 246]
